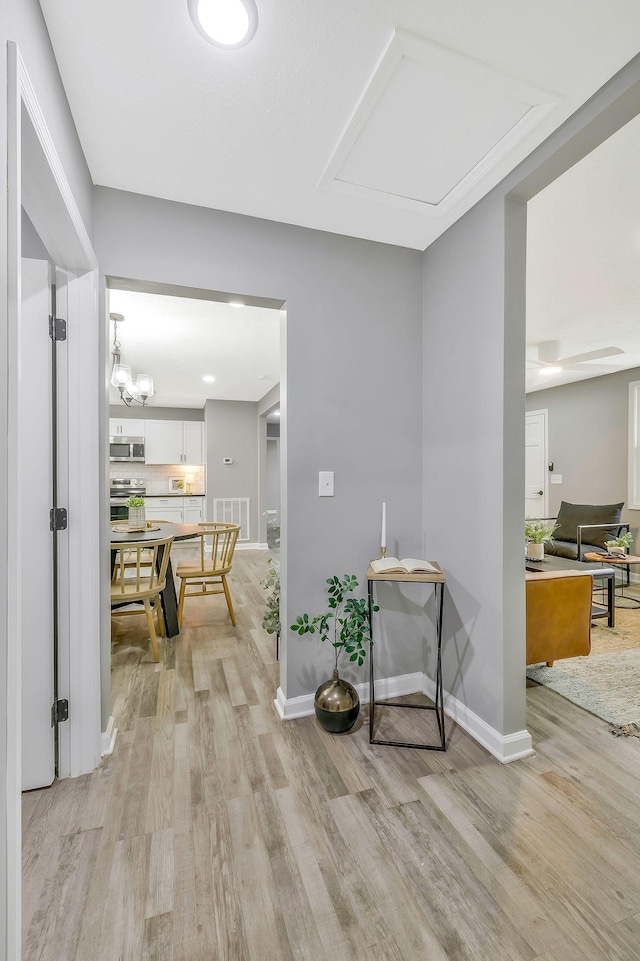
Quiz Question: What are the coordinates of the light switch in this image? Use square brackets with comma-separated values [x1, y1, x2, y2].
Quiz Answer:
[319, 471, 334, 496]
[550, 474, 563, 485]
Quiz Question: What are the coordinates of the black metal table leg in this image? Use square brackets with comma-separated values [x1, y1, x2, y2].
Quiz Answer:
[157, 547, 180, 637]
[607, 571, 615, 626]
[368, 577, 446, 752]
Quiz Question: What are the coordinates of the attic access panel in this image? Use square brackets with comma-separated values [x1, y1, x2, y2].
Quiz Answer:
[320, 30, 558, 216]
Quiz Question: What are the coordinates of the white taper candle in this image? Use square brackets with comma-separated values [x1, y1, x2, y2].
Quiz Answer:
[381, 502, 386, 549]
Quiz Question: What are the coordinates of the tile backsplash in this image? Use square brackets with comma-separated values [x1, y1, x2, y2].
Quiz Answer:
[110, 464, 206, 495]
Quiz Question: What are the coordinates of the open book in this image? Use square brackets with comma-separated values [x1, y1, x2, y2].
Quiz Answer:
[370, 557, 438, 575]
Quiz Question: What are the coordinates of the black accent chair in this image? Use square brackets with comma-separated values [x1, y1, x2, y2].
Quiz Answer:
[541, 500, 628, 561]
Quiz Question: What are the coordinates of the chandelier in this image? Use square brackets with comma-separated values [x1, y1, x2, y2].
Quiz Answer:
[110, 313, 155, 406]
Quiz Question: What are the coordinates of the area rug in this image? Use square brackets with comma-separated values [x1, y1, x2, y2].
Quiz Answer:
[590, 607, 640, 654]
[527, 605, 640, 732]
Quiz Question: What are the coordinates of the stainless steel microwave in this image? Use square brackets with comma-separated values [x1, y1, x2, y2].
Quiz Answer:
[109, 436, 145, 463]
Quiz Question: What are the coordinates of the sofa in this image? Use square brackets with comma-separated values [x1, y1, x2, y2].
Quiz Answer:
[526, 569, 592, 667]
[542, 500, 627, 561]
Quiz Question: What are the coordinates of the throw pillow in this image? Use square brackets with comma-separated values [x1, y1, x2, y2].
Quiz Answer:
[554, 501, 624, 549]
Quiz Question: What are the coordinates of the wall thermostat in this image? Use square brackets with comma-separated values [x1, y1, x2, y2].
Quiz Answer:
[223, 457, 233, 465]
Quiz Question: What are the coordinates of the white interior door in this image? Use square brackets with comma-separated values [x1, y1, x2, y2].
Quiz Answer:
[20, 258, 55, 790]
[525, 409, 548, 518]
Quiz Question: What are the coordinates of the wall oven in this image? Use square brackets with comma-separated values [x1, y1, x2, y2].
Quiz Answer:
[109, 436, 145, 463]
[110, 479, 146, 522]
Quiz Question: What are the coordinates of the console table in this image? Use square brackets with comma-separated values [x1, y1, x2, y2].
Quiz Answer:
[366, 563, 446, 751]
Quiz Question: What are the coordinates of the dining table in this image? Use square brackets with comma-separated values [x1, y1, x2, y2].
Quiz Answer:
[110, 522, 201, 637]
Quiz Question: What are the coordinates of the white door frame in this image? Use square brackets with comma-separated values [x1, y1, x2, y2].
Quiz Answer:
[5, 41, 101, 959]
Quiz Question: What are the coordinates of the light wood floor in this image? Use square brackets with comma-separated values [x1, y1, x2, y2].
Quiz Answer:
[22, 550, 640, 960]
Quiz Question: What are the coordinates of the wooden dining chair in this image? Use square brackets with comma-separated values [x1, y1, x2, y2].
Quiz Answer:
[111, 534, 174, 662]
[175, 522, 240, 628]
[114, 521, 174, 567]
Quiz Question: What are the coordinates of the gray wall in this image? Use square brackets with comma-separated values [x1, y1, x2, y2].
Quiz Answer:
[22, 207, 51, 261]
[205, 399, 260, 538]
[0, 0, 95, 951]
[94, 189, 424, 697]
[526, 367, 640, 543]
[109, 404, 204, 422]
[423, 192, 527, 736]
[422, 53, 640, 740]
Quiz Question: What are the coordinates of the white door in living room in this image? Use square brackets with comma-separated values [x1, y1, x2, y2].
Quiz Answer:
[525, 409, 548, 517]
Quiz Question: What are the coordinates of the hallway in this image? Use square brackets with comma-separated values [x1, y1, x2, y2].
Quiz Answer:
[22, 552, 640, 961]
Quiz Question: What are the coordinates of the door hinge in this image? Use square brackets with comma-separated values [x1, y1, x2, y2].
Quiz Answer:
[50, 507, 68, 531]
[49, 315, 67, 341]
[51, 698, 69, 726]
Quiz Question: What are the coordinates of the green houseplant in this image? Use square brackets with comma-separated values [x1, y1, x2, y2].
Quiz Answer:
[126, 495, 145, 528]
[604, 530, 633, 557]
[291, 574, 378, 733]
[525, 517, 558, 560]
[260, 558, 281, 651]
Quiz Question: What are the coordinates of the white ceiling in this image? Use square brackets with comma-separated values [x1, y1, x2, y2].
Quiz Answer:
[526, 111, 640, 393]
[107, 288, 280, 408]
[39, 0, 640, 250]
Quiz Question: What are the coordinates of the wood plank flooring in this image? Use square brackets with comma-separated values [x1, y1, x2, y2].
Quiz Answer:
[22, 550, 640, 960]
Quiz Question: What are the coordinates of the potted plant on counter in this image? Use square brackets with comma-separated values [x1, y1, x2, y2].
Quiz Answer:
[525, 517, 558, 561]
[126, 495, 145, 529]
[291, 574, 378, 733]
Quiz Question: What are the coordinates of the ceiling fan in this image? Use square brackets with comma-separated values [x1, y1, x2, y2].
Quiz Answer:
[527, 340, 624, 374]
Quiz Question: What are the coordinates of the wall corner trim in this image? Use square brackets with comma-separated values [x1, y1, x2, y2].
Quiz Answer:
[101, 716, 118, 757]
[276, 673, 534, 764]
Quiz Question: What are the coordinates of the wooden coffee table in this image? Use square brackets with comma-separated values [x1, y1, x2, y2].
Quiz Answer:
[584, 552, 640, 609]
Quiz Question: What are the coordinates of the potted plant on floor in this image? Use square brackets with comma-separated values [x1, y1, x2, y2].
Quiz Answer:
[604, 530, 634, 557]
[525, 517, 558, 561]
[291, 574, 378, 733]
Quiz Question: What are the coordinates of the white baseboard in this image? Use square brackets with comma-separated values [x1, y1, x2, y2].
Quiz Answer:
[274, 671, 424, 721]
[275, 686, 313, 719]
[276, 672, 533, 764]
[422, 674, 533, 763]
[101, 716, 117, 757]
[236, 542, 268, 551]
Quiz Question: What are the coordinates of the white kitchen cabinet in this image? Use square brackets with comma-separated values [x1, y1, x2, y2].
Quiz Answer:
[143, 420, 204, 465]
[144, 420, 183, 464]
[183, 422, 204, 466]
[183, 496, 204, 524]
[109, 417, 146, 437]
[145, 495, 204, 526]
[145, 497, 183, 523]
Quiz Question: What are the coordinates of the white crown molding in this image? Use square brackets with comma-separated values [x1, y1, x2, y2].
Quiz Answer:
[318, 28, 560, 218]
[276, 671, 533, 764]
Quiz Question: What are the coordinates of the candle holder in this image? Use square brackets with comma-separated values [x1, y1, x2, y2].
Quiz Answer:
[380, 546, 387, 558]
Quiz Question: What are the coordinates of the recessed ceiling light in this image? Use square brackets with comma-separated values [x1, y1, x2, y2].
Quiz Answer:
[228, 300, 244, 307]
[273, 410, 280, 417]
[258, 374, 272, 380]
[188, 0, 258, 49]
[202, 375, 215, 383]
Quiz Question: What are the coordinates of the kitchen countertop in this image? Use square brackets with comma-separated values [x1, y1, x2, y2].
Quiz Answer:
[145, 492, 205, 498]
